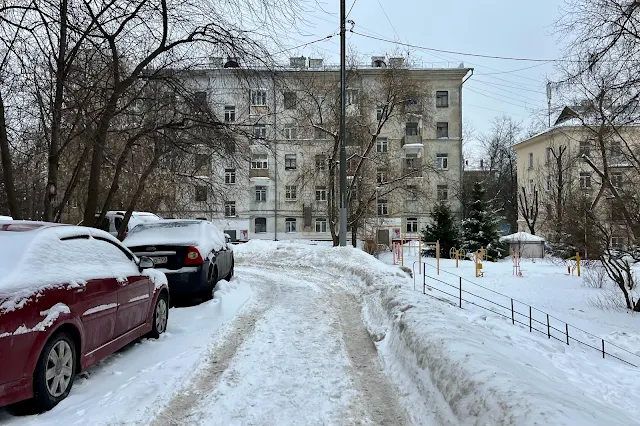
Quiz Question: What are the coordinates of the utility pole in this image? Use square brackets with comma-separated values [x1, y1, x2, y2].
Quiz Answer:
[339, 0, 347, 246]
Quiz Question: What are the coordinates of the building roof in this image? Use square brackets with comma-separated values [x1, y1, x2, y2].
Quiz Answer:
[500, 232, 545, 243]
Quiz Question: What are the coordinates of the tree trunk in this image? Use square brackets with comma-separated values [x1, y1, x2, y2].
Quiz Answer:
[44, 0, 68, 222]
[0, 91, 19, 218]
[351, 222, 358, 248]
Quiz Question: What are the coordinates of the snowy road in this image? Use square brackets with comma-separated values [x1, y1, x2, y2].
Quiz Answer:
[149, 265, 411, 425]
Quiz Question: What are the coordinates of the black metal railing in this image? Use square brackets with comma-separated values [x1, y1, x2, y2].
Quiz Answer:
[411, 261, 640, 367]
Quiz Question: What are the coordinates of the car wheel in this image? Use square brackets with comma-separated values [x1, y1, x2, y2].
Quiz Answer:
[225, 261, 234, 281]
[202, 267, 217, 301]
[33, 332, 77, 412]
[149, 293, 169, 339]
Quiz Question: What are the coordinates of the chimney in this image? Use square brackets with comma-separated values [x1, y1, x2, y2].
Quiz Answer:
[209, 57, 223, 68]
[309, 58, 323, 68]
[371, 56, 386, 67]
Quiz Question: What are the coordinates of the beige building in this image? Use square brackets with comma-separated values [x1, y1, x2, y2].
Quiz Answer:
[160, 56, 472, 242]
[513, 107, 637, 250]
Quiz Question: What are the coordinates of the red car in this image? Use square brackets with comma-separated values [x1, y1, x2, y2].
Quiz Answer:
[0, 221, 169, 411]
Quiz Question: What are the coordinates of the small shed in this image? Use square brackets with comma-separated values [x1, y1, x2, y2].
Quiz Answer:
[500, 232, 545, 259]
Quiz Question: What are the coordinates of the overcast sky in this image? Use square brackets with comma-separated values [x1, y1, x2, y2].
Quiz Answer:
[283, 0, 566, 154]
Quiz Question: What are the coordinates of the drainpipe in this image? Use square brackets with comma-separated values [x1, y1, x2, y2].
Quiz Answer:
[460, 68, 473, 220]
[272, 73, 278, 241]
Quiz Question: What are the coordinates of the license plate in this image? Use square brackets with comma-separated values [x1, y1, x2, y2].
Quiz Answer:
[152, 256, 168, 265]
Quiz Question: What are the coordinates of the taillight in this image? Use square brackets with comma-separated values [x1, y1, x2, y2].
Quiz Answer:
[184, 246, 204, 265]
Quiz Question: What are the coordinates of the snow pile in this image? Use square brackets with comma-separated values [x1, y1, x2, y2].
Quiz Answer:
[213, 278, 239, 301]
[235, 241, 639, 425]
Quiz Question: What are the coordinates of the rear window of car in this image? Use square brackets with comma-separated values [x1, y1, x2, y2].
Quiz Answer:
[0, 232, 37, 277]
[128, 221, 200, 234]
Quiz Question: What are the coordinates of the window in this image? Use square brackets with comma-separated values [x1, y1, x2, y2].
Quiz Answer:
[255, 185, 267, 202]
[580, 171, 592, 189]
[315, 186, 327, 201]
[579, 140, 591, 158]
[528, 152, 534, 169]
[194, 91, 208, 109]
[545, 147, 551, 164]
[407, 185, 418, 201]
[224, 105, 236, 122]
[436, 153, 448, 170]
[251, 154, 268, 169]
[285, 218, 297, 233]
[315, 155, 326, 171]
[255, 217, 267, 233]
[406, 122, 419, 136]
[314, 128, 327, 140]
[285, 185, 297, 200]
[251, 89, 267, 106]
[253, 124, 266, 139]
[377, 199, 389, 216]
[224, 201, 236, 217]
[405, 153, 419, 170]
[436, 91, 449, 108]
[437, 184, 448, 201]
[436, 122, 449, 138]
[406, 217, 418, 233]
[545, 178, 551, 192]
[376, 106, 388, 121]
[285, 154, 297, 170]
[195, 154, 208, 170]
[284, 127, 297, 140]
[376, 169, 386, 184]
[225, 168, 236, 184]
[283, 92, 297, 109]
[611, 233, 625, 250]
[611, 171, 623, 189]
[346, 88, 359, 105]
[376, 137, 388, 153]
[225, 140, 236, 155]
[195, 185, 207, 202]
[315, 218, 327, 233]
[611, 202, 625, 222]
[611, 140, 622, 159]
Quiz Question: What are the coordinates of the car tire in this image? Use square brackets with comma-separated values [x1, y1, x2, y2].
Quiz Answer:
[225, 261, 234, 281]
[32, 331, 77, 412]
[148, 293, 169, 339]
[202, 267, 217, 301]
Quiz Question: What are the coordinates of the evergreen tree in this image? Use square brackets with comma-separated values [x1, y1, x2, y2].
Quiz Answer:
[421, 201, 460, 258]
[461, 182, 508, 259]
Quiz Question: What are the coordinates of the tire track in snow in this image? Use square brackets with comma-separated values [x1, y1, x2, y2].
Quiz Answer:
[148, 271, 278, 426]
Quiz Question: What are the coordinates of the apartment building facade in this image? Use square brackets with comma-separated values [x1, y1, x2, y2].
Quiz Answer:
[159, 57, 472, 242]
[513, 107, 639, 250]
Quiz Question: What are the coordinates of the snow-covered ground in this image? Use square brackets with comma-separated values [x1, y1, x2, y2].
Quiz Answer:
[3, 240, 640, 425]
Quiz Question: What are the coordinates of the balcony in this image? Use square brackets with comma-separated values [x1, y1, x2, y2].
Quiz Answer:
[249, 169, 270, 178]
[402, 135, 423, 147]
[402, 167, 423, 177]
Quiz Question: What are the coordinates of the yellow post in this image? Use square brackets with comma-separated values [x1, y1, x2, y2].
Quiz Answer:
[436, 240, 440, 275]
[455, 249, 459, 268]
[576, 252, 581, 277]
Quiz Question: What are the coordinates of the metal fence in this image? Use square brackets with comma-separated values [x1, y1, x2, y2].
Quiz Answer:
[412, 261, 640, 368]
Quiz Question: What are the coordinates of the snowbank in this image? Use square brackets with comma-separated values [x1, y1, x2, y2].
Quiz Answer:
[235, 241, 639, 425]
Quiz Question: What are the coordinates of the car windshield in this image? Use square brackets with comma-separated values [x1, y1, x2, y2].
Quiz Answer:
[0, 231, 36, 279]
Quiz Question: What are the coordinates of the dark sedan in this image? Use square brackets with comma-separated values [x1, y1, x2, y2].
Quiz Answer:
[123, 220, 234, 299]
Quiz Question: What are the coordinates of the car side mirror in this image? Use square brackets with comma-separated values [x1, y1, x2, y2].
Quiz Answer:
[138, 256, 154, 270]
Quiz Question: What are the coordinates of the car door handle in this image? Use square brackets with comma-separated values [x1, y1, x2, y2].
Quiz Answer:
[75, 287, 86, 293]
[117, 279, 129, 286]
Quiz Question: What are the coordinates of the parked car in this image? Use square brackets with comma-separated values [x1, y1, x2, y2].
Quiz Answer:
[123, 220, 234, 299]
[94, 211, 161, 239]
[0, 216, 13, 221]
[0, 221, 169, 411]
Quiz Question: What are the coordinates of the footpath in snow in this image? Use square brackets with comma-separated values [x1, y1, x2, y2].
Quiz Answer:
[237, 241, 640, 426]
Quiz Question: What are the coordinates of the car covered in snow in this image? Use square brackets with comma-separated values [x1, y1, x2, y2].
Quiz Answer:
[0, 216, 12, 221]
[0, 221, 169, 411]
[97, 211, 161, 239]
[123, 220, 234, 299]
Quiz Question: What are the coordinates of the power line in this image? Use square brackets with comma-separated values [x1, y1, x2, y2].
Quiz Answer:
[346, 0, 357, 18]
[466, 103, 528, 118]
[374, 0, 401, 42]
[351, 30, 558, 62]
[466, 84, 542, 105]
[273, 34, 337, 56]
[469, 81, 546, 102]
[472, 79, 544, 94]
[477, 62, 551, 75]
[465, 87, 535, 109]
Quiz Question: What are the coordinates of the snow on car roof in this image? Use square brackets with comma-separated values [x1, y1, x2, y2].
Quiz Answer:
[123, 219, 226, 253]
[0, 223, 136, 312]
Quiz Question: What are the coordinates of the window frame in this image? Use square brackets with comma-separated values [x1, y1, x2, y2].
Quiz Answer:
[284, 154, 297, 170]
[253, 124, 267, 139]
[435, 91, 449, 108]
[376, 137, 388, 153]
[224, 168, 236, 184]
[437, 184, 448, 201]
[254, 217, 267, 233]
[224, 201, 236, 217]
[405, 122, 419, 136]
[436, 153, 449, 170]
[251, 89, 267, 106]
[315, 186, 327, 201]
[285, 185, 297, 201]
[255, 185, 267, 202]
[377, 199, 389, 216]
[315, 218, 327, 233]
[406, 217, 418, 233]
[224, 105, 236, 122]
[436, 122, 449, 138]
[285, 218, 297, 233]
[251, 154, 268, 169]
[579, 171, 592, 189]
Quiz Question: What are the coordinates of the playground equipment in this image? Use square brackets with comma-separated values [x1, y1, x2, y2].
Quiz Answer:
[475, 249, 484, 277]
[512, 252, 523, 277]
[394, 239, 440, 275]
[449, 247, 466, 267]
[566, 252, 581, 277]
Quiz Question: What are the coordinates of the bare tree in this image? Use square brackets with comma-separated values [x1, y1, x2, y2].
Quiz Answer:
[518, 185, 539, 235]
